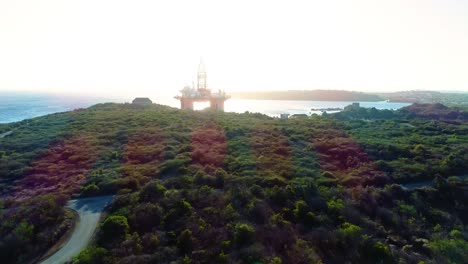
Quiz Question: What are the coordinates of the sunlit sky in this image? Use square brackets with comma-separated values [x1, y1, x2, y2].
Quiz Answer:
[0, 0, 467, 98]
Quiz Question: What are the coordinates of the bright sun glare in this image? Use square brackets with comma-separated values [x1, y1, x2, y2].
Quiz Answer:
[0, 0, 467, 98]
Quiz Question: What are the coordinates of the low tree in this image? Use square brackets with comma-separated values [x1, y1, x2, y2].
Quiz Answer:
[74, 247, 110, 264]
[177, 229, 194, 254]
[101, 215, 129, 242]
[234, 223, 255, 247]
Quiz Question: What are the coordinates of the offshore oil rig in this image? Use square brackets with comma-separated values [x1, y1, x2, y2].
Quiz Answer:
[175, 60, 230, 111]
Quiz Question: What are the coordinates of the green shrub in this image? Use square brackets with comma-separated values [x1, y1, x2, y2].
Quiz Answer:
[82, 184, 100, 196]
[100, 215, 129, 241]
[73, 247, 109, 264]
[234, 223, 255, 247]
[327, 198, 344, 213]
[223, 203, 239, 221]
[139, 181, 166, 202]
[429, 237, 468, 264]
[177, 229, 194, 254]
[293, 200, 308, 219]
[364, 241, 392, 263]
[338, 222, 362, 241]
[269, 256, 282, 264]
[218, 251, 229, 263]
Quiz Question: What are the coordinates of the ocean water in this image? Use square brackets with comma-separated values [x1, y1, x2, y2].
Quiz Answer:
[224, 99, 411, 117]
[0, 92, 125, 123]
[160, 97, 411, 117]
[0, 92, 411, 123]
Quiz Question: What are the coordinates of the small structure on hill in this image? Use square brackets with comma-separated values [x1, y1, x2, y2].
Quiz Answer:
[132, 98, 152, 105]
[290, 114, 308, 119]
[175, 60, 230, 111]
[280, 113, 290, 119]
[344, 102, 360, 111]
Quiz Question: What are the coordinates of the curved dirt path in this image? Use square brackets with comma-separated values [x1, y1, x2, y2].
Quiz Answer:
[40, 195, 114, 264]
[400, 175, 468, 190]
[0, 130, 12, 138]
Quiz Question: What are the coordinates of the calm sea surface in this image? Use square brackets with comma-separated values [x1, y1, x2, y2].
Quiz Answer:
[0, 92, 125, 123]
[0, 92, 411, 123]
[223, 99, 411, 117]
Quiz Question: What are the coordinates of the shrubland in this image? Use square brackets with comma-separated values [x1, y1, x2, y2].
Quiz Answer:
[0, 103, 467, 263]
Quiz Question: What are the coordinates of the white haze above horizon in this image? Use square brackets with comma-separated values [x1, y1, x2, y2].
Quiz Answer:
[1, 0, 467, 99]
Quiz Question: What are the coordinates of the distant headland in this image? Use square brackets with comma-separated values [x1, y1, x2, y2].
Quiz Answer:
[231, 90, 468, 105]
[231, 90, 382, 102]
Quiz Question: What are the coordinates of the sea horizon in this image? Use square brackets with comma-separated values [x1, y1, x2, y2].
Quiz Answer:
[0, 91, 412, 124]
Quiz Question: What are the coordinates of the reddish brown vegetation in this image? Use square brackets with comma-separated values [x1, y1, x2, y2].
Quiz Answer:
[251, 128, 293, 179]
[312, 127, 389, 187]
[402, 103, 468, 121]
[12, 136, 100, 200]
[191, 124, 227, 168]
[121, 128, 165, 183]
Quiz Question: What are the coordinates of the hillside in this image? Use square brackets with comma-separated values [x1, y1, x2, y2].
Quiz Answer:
[375, 91, 468, 105]
[0, 103, 467, 264]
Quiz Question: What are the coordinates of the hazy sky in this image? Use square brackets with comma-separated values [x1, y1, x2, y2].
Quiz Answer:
[1, 0, 467, 97]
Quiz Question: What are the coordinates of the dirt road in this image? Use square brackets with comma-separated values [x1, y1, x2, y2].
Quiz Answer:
[40, 195, 114, 264]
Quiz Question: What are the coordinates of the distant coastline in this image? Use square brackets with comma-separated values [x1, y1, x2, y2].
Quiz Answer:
[231, 90, 382, 102]
[2, 90, 466, 124]
[231, 90, 468, 105]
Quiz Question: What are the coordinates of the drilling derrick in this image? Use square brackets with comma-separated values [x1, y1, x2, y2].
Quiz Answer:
[175, 60, 230, 111]
[197, 60, 209, 96]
